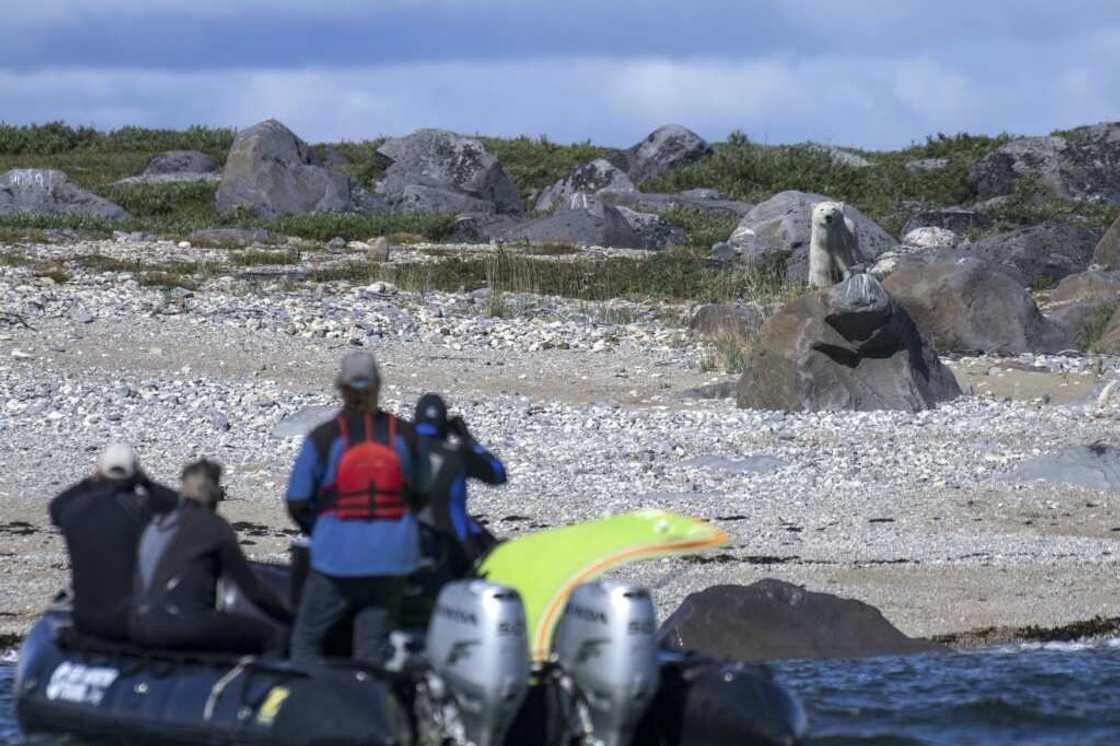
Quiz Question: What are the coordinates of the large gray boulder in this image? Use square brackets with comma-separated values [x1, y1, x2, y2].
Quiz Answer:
[736, 275, 961, 412]
[1097, 306, 1120, 354]
[884, 258, 1072, 354]
[0, 169, 130, 221]
[998, 443, 1120, 492]
[600, 187, 754, 218]
[501, 197, 640, 248]
[143, 150, 217, 176]
[659, 580, 943, 662]
[969, 123, 1120, 204]
[1094, 214, 1120, 269]
[535, 159, 635, 212]
[726, 191, 896, 280]
[625, 124, 711, 184]
[612, 205, 681, 250]
[965, 221, 1102, 287]
[216, 119, 351, 218]
[375, 129, 522, 215]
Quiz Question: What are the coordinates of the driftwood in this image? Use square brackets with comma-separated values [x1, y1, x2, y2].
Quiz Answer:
[0, 311, 35, 330]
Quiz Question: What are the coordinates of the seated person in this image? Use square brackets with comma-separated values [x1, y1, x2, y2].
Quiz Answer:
[129, 459, 292, 655]
[49, 443, 179, 640]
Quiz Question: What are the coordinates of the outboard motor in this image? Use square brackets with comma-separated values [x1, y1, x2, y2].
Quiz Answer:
[552, 581, 659, 746]
[420, 580, 530, 746]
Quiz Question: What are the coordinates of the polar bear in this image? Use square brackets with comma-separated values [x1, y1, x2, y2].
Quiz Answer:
[808, 201, 862, 288]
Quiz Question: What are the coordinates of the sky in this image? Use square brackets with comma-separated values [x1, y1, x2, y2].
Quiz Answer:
[1, 0, 1119, 150]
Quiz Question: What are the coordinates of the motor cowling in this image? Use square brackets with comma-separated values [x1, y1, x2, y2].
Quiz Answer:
[424, 580, 530, 746]
[552, 581, 659, 746]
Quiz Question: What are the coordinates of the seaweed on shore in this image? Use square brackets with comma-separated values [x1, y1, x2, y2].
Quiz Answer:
[934, 615, 1120, 648]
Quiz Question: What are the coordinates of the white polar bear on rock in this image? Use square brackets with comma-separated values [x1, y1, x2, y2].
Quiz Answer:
[808, 201, 862, 288]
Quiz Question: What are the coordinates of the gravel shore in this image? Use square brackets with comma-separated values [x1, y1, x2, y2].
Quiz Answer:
[2, 238, 1119, 642]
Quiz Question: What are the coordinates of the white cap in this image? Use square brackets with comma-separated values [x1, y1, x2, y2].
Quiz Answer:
[97, 443, 138, 480]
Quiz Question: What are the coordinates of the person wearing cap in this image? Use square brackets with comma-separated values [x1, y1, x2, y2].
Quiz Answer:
[413, 393, 506, 566]
[400, 393, 507, 627]
[285, 351, 429, 665]
[129, 459, 292, 654]
[49, 443, 179, 640]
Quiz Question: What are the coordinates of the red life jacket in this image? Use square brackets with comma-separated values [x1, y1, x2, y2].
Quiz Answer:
[319, 412, 408, 521]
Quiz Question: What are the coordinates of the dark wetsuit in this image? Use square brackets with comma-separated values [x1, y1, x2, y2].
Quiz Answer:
[401, 431, 506, 628]
[129, 501, 292, 655]
[49, 475, 179, 640]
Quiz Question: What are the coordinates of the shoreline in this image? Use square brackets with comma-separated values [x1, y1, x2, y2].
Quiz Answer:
[1, 238, 1119, 664]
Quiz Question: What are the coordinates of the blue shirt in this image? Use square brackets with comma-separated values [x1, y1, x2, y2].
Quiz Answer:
[286, 413, 424, 577]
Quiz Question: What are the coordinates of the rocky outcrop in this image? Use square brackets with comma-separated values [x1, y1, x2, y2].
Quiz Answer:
[969, 123, 1120, 204]
[534, 159, 635, 213]
[375, 129, 522, 215]
[998, 443, 1120, 492]
[901, 206, 991, 236]
[625, 124, 711, 184]
[0, 169, 130, 221]
[1094, 214, 1120, 269]
[501, 197, 639, 248]
[599, 187, 753, 218]
[902, 227, 958, 250]
[884, 258, 1072, 354]
[143, 150, 217, 176]
[804, 143, 872, 168]
[725, 191, 896, 280]
[215, 119, 351, 218]
[658, 579, 943, 661]
[736, 275, 960, 412]
[1051, 270, 1120, 304]
[1098, 307, 1120, 354]
[965, 221, 1101, 287]
[1042, 270, 1120, 349]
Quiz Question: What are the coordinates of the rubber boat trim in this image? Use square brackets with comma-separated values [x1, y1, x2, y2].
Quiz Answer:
[204, 657, 255, 721]
[532, 529, 729, 660]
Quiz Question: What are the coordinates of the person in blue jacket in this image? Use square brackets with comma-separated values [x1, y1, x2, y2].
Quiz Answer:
[285, 351, 428, 665]
[412, 393, 506, 569]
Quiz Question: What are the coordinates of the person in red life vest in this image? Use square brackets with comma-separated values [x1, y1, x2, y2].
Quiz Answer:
[285, 351, 429, 665]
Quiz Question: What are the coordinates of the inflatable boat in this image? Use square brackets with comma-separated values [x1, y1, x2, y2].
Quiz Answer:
[15, 510, 808, 745]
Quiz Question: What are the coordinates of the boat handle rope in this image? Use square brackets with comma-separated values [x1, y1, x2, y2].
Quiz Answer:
[204, 657, 255, 721]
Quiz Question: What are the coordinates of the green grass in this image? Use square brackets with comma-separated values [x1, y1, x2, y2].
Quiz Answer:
[228, 249, 299, 266]
[306, 247, 800, 304]
[659, 206, 741, 249]
[1084, 302, 1119, 353]
[700, 327, 754, 374]
[0, 122, 233, 190]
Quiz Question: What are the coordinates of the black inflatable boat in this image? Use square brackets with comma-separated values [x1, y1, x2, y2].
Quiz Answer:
[16, 526, 808, 745]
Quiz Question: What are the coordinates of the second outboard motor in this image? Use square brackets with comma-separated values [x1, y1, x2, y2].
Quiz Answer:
[552, 581, 659, 746]
[422, 580, 530, 746]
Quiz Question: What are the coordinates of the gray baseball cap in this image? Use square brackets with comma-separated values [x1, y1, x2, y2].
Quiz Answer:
[336, 351, 381, 390]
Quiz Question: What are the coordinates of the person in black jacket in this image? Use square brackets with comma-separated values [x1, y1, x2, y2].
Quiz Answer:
[49, 443, 179, 640]
[401, 394, 507, 628]
[129, 459, 292, 655]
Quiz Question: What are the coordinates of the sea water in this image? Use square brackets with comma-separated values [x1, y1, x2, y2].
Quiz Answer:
[3, 642, 1120, 744]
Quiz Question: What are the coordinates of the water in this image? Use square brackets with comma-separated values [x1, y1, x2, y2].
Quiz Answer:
[3, 643, 1120, 744]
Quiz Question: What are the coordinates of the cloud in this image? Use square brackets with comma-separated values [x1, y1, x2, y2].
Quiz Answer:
[2, 53, 1116, 150]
